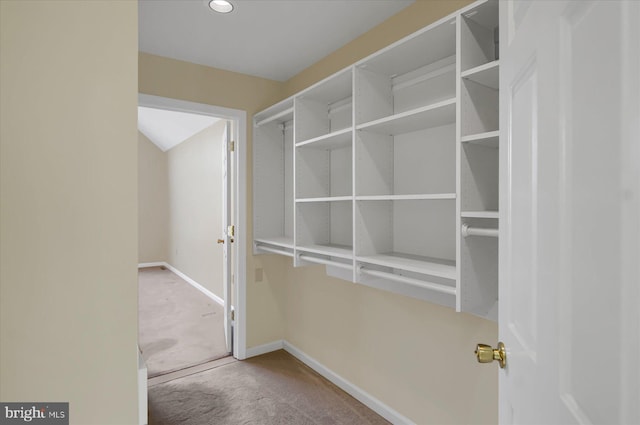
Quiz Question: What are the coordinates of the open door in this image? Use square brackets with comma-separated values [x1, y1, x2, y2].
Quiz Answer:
[493, 1, 639, 423]
[221, 120, 233, 354]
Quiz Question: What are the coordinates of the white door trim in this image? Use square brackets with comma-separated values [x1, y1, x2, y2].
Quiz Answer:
[138, 93, 248, 360]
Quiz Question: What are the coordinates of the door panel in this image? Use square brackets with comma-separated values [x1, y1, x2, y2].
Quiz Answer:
[222, 121, 233, 353]
[500, 1, 639, 423]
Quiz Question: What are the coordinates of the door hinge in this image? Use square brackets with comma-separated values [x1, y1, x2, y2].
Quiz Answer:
[228, 225, 235, 237]
[229, 141, 235, 152]
[231, 309, 235, 321]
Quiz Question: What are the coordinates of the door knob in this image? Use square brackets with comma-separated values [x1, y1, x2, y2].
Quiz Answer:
[475, 342, 506, 368]
[217, 239, 225, 244]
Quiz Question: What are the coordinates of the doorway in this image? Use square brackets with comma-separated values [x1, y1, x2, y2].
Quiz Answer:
[137, 94, 247, 366]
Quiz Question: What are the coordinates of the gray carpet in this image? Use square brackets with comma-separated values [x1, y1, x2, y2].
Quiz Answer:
[139, 266, 229, 377]
[148, 350, 390, 425]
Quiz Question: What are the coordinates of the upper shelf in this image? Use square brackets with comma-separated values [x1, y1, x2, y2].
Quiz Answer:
[461, 130, 499, 148]
[357, 98, 456, 136]
[357, 18, 456, 78]
[296, 127, 352, 149]
[357, 253, 456, 280]
[254, 98, 294, 127]
[462, 60, 499, 90]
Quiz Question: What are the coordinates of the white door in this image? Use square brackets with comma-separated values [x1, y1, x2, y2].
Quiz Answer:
[222, 120, 233, 353]
[499, 1, 639, 423]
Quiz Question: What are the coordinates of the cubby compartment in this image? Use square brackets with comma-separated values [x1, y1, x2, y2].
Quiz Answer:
[253, 100, 295, 253]
[296, 134, 352, 200]
[356, 123, 456, 198]
[460, 0, 499, 72]
[355, 199, 456, 278]
[296, 200, 353, 260]
[355, 19, 456, 127]
[295, 68, 353, 144]
[461, 123, 499, 214]
[459, 217, 498, 319]
[461, 77, 498, 137]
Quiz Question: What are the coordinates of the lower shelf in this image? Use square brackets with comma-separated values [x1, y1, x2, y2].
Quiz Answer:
[356, 252, 456, 280]
[254, 238, 294, 257]
[296, 243, 353, 260]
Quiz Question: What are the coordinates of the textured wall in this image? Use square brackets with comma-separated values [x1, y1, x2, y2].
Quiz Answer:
[167, 121, 226, 298]
[0, 1, 139, 422]
[138, 132, 170, 264]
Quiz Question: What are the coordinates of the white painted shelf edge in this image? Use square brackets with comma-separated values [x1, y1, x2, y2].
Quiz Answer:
[461, 129, 499, 142]
[296, 127, 352, 148]
[296, 196, 352, 203]
[255, 106, 294, 127]
[356, 194, 456, 201]
[254, 237, 294, 249]
[297, 244, 353, 260]
[461, 210, 499, 218]
[461, 60, 500, 88]
[356, 98, 456, 134]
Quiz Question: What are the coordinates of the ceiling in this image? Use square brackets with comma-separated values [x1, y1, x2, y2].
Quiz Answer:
[138, 0, 415, 82]
[138, 107, 220, 152]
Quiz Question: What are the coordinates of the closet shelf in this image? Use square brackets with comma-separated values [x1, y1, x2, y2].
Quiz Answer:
[296, 127, 352, 149]
[461, 211, 499, 218]
[356, 98, 456, 136]
[254, 237, 294, 250]
[297, 244, 353, 260]
[356, 193, 456, 201]
[461, 60, 499, 90]
[296, 196, 352, 203]
[461, 130, 499, 148]
[255, 107, 294, 127]
[356, 253, 456, 280]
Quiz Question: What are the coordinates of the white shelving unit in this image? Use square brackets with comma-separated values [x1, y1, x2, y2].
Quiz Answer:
[253, 0, 500, 320]
[458, 0, 500, 319]
[253, 98, 295, 257]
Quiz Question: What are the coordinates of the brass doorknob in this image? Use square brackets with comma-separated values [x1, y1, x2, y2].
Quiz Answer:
[475, 342, 506, 368]
[217, 239, 225, 244]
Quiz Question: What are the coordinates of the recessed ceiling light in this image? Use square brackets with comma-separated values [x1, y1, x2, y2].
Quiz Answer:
[209, 0, 234, 14]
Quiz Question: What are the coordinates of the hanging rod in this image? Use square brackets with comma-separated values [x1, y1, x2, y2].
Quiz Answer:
[255, 243, 294, 257]
[461, 224, 499, 238]
[298, 254, 352, 270]
[357, 266, 456, 296]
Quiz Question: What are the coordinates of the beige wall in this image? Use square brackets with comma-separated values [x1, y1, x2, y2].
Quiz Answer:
[280, 1, 498, 423]
[139, 53, 287, 346]
[138, 132, 170, 263]
[167, 121, 226, 298]
[283, 0, 474, 97]
[0, 1, 139, 423]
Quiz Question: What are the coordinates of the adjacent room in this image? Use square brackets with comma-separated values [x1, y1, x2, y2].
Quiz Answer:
[137, 107, 230, 377]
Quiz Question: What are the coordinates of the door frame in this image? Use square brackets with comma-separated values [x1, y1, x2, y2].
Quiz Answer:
[138, 93, 248, 360]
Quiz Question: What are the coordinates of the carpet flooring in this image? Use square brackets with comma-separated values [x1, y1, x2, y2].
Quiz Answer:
[139, 266, 229, 377]
[148, 350, 390, 425]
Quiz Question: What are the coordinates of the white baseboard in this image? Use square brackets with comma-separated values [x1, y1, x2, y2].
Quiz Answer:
[283, 341, 414, 425]
[138, 262, 165, 268]
[138, 261, 225, 307]
[245, 340, 284, 358]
